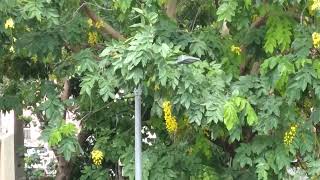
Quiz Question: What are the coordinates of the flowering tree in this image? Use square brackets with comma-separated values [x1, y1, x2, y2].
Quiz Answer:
[1, 0, 320, 179]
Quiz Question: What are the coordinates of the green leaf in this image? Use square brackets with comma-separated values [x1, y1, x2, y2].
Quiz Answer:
[159, 43, 170, 58]
[114, 0, 132, 13]
[22, 0, 44, 21]
[223, 101, 238, 130]
[234, 143, 253, 168]
[74, 49, 98, 74]
[286, 65, 314, 103]
[190, 38, 208, 57]
[246, 103, 258, 126]
[291, 27, 313, 58]
[59, 123, 76, 137]
[232, 97, 247, 111]
[274, 146, 290, 172]
[264, 16, 292, 53]
[80, 74, 99, 97]
[244, 0, 252, 8]
[132, 7, 144, 14]
[216, 0, 238, 22]
[49, 130, 62, 146]
[58, 138, 77, 161]
[39, 97, 64, 121]
[130, 68, 143, 85]
[98, 78, 115, 101]
[307, 159, 320, 176]
[255, 158, 269, 180]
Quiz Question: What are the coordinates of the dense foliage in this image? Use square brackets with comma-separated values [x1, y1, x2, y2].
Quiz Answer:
[1, 0, 320, 179]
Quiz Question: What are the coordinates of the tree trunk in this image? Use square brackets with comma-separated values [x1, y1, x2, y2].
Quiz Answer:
[55, 80, 72, 180]
[14, 110, 25, 180]
[166, 0, 177, 20]
[55, 155, 72, 180]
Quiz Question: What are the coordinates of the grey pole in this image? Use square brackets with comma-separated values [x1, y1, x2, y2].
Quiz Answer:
[132, 55, 198, 180]
[134, 86, 142, 180]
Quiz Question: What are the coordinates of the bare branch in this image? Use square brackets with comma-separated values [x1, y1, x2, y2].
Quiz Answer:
[81, 2, 125, 41]
[250, 16, 268, 29]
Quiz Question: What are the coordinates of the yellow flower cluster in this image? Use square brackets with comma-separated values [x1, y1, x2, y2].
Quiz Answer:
[95, 20, 104, 28]
[312, 32, 320, 48]
[87, 19, 93, 27]
[163, 101, 178, 134]
[91, 149, 104, 166]
[231, 45, 242, 55]
[283, 124, 298, 145]
[311, 0, 320, 11]
[88, 31, 98, 46]
[87, 19, 104, 28]
[5, 18, 14, 29]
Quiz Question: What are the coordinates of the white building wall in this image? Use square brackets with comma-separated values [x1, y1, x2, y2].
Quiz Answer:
[0, 111, 15, 180]
[0, 133, 15, 180]
[0, 111, 14, 135]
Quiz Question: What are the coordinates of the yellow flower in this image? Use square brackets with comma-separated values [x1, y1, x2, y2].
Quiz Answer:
[91, 149, 104, 166]
[88, 31, 98, 46]
[87, 18, 93, 27]
[311, 0, 320, 11]
[312, 32, 320, 48]
[154, 84, 160, 91]
[5, 18, 14, 29]
[163, 101, 178, 134]
[283, 124, 298, 145]
[9, 46, 15, 53]
[231, 45, 242, 55]
[95, 20, 104, 28]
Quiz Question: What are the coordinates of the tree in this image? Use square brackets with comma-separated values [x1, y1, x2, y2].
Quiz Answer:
[1, 0, 320, 179]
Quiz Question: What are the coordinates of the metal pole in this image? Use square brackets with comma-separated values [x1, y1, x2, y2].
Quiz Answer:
[134, 86, 142, 180]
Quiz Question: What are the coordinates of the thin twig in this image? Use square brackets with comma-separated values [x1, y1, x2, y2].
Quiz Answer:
[78, 101, 114, 121]
[191, 8, 201, 31]
[300, 1, 308, 25]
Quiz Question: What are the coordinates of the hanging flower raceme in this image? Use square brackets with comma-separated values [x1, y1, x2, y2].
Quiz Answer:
[4, 18, 14, 29]
[312, 32, 320, 48]
[231, 45, 242, 55]
[91, 149, 104, 166]
[88, 31, 98, 46]
[162, 101, 178, 134]
[283, 124, 298, 145]
[87, 18, 93, 27]
[95, 20, 104, 28]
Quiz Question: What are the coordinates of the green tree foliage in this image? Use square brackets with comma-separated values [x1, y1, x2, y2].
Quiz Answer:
[1, 0, 320, 179]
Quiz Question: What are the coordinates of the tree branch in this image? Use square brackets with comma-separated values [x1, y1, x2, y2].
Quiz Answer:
[250, 61, 261, 75]
[60, 79, 71, 101]
[250, 16, 268, 29]
[238, 16, 268, 75]
[81, 2, 125, 41]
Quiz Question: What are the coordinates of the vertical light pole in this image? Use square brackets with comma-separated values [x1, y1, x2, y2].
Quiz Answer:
[134, 55, 199, 180]
[134, 86, 142, 180]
